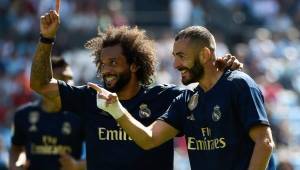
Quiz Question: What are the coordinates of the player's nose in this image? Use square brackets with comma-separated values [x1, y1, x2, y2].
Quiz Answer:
[173, 57, 182, 70]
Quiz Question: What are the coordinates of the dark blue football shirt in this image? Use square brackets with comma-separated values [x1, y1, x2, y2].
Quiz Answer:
[159, 70, 276, 170]
[58, 80, 183, 170]
[12, 101, 84, 170]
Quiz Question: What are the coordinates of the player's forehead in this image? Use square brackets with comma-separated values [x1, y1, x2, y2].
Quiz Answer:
[173, 38, 193, 55]
[100, 44, 126, 62]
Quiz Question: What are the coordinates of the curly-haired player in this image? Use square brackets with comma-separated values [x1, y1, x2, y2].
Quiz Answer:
[93, 26, 276, 170]
[30, 2, 242, 169]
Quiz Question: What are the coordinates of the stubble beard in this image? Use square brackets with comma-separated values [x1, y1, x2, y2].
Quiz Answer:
[104, 71, 131, 92]
[182, 57, 204, 85]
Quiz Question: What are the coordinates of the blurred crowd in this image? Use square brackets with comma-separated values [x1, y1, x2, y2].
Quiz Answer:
[1, 0, 300, 169]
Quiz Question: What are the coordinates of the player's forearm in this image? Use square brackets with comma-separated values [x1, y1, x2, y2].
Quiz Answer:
[117, 113, 156, 150]
[9, 152, 19, 169]
[30, 42, 54, 91]
[248, 140, 274, 170]
[9, 146, 23, 170]
[76, 159, 86, 170]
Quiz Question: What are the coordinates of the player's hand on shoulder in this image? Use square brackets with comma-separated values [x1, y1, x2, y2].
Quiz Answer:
[215, 54, 243, 71]
[40, 0, 61, 38]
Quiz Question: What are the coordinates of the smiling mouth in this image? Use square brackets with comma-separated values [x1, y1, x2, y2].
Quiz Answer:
[104, 75, 117, 84]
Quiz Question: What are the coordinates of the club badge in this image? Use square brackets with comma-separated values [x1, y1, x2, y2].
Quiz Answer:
[139, 104, 151, 118]
[212, 105, 222, 122]
[186, 113, 195, 121]
[188, 93, 199, 111]
[62, 122, 71, 135]
[28, 111, 39, 132]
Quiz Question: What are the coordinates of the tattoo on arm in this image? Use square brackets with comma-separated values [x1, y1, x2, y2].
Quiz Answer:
[30, 42, 53, 90]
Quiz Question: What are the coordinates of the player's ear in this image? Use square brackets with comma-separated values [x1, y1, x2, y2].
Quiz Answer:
[200, 47, 211, 64]
[130, 63, 139, 73]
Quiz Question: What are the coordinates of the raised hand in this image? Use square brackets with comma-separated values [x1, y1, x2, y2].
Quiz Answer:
[40, 0, 60, 38]
[87, 82, 127, 119]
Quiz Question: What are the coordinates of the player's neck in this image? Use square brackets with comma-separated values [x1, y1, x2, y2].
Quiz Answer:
[198, 62, 223, 92]
[41, 99, 60, 113]
[117, 78, 141, 100]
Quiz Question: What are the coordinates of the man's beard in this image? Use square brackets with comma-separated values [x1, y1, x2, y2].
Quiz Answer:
[182, 57, 204, 85]
[104, 71, 131, 92]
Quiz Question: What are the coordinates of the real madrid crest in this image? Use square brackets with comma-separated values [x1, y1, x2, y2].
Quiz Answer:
[188, 93, 199, 111]
[28, 111, 39, 132]
[212, 105, 222, 122]
[62, 122, 71, 135]
[186, 113, 195, 121]
[139, 104, 151, 118]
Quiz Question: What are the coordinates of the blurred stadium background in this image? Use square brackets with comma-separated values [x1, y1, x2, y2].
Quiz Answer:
[0, 0, 300, 169]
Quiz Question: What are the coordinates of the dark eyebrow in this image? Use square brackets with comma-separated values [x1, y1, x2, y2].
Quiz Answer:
[105, 56, 118, 60]
[173, 51, 185, 57]
[110, 56, 117, 60]
[99, 55, 117, 63]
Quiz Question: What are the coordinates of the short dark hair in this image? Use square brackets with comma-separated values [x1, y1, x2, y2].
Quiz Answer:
[85, 26, 156, 86]
[51, 56, 68, 69]
[175, 26, 216, 51]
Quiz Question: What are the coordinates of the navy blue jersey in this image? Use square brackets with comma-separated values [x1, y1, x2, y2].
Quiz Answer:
[159, 70, 275, 170]
[11, 101, 84, 170]
[58, 80, 184, 170]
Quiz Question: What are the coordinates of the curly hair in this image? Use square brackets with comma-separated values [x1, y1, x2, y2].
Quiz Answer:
[85, 26, 156, 86]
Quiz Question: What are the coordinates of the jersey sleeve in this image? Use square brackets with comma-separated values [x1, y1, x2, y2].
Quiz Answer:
[158, 92, 188, 132]
[233, 74, 270, 132]
[58, 80, 90, 115]
[11, 110, 26, 146]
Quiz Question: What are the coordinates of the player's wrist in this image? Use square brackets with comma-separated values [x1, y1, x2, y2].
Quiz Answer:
[39, 33, 55, 44]
[96, 98, 125, 119]
[112, 101, 126, 120]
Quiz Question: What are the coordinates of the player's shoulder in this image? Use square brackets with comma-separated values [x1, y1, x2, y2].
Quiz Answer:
[225, 70, 259, 90]
[147, 83, 186, 96]
[59, 80, 97, 94]
[14, 101, 40, 118]
[76, 84, 98, 96]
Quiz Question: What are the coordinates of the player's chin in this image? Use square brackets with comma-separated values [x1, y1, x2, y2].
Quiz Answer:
[181, 78, 191, 85]
[181, 75, 197, 85]
[106, 84, 120, 92]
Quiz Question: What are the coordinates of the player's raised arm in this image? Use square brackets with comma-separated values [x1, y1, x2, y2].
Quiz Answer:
[30, 0, 61, 110]
[88, 83, 179, 150]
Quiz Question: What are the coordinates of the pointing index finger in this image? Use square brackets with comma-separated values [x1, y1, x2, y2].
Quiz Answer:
[87, 82, 102, 92]
[56, 0, 60, 14]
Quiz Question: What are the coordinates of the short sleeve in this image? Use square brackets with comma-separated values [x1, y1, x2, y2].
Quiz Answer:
[11, 111, 26, 146]
[58, 80, 91, 114]
[234, 77, 270, 132]
[158, 92, 189, 132]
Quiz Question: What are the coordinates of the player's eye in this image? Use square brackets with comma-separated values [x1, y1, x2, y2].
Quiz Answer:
[176, 54, 184, 59]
